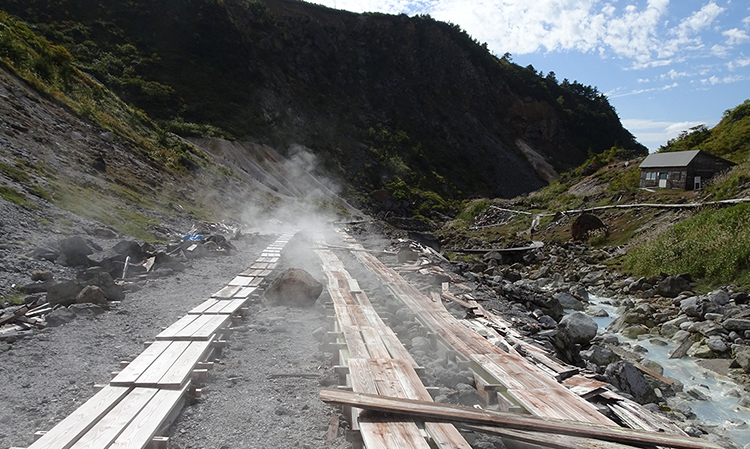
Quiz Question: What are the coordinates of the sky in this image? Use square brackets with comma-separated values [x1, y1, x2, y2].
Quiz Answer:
[307, 0, 750, 151]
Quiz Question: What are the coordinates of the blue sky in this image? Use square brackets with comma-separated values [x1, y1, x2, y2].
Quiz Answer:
[307, 0, 750, 151]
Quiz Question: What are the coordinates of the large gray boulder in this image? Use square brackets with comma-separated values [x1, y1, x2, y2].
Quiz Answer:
[265, 268, 323, 307]
[57, 236, 94, 267]
[656, 276, 691, 298]
[554, 292, 584, 311]
[559, 312, 598, 346]
[605, 361, 658, 404]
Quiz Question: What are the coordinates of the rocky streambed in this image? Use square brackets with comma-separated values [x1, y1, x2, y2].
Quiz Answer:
[432, 239, 750, 449]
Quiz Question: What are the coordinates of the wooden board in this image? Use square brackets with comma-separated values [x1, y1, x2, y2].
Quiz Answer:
[108, 383, 189, 449]
[155, 314, 227, 341]
[27, 386, 132, 449]
[228, 275, 254, 286]
[134, 341, 191, 387]
[211, 285, 241, 299]
[188, 299, 219, 315]
[111, 341, 172, 387]
[320, 389, 721, 449]
[69, 388, 158, 449]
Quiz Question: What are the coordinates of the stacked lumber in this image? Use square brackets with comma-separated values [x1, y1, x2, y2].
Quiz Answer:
[12, 232, 297, 449]
[314, 234, 471, 449]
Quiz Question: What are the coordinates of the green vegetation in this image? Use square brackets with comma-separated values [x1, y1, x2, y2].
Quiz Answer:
[0, 186, 31, 206]
[660, 100, 750, 162]
[623, 203, 750, 287]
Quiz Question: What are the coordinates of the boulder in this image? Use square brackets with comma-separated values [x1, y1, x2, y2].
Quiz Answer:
[77, 268, 124, 301]
[580, 344, 619, 366]
[46, 280, 84, 306]
[724, 318, 750, 332]
[559, 312, 598, 346]
[706, 336, 728, 353]
[621, 325, 649, 339]
[680, 296, 703, 318]
[604, 361, 658, 404]
[45, 307, 76, 326]
[585, 306, 609, 317]
[554, 292, 584, 311]
[571, 214, 606, 241]
[265, 268, 323, 307]
[656, 276, 691, 298]
[57, 236, 94, 267]
[707, 289, 730, 306]
[113, 240, 145, 262]
[569, 285, 589, 301]
[76, 285, 108, 306]
[28, 245, 60, 261]
[733, 346, 750, 373]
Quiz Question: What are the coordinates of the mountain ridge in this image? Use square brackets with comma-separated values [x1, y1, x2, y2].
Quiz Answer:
[3, 0, 647, 210]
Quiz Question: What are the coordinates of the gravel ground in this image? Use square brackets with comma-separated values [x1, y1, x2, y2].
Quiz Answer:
[0, 228, 349, 449]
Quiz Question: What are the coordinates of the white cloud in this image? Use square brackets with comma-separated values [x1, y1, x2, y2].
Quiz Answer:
[728, 56, 750, 70]
[659, 69, 689, 80]
[711, 44, 729, 57]
[723, 28, 750, 46]
[312, 0, 732, 70]
[701, 74, 745, 84]
[608, 82, 678, 98]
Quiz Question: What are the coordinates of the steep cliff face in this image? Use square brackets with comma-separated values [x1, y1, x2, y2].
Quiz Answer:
[3, 0, 646, 207]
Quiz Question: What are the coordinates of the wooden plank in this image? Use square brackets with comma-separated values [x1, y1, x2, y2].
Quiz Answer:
[185, 315, 228, 340]
[154, 315, 196, 340]
[462, 425, 638, 449]
[188, 299, 219, 315]
[216, 297, 248, 314]
[211, 285, 241, 299]
[69, 388, 159, 449]
[360, 327, 391, 359]
[319, 389, 720, 449]
[228, 275, 254, 286]
[156, 341, 211, 388]
[341, 326, 369, 359]
[234, 287, 257, 299]
[135, 341, 191, 387]
[109, 383, 189, 449]
[111, 341, 171, 387]
[27, 386, 132, 449]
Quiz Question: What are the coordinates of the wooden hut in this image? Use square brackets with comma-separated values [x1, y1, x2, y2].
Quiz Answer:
[639, 150, 735, 190]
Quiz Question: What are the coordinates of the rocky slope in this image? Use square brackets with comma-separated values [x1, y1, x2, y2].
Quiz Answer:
[3, 0, 647, 203]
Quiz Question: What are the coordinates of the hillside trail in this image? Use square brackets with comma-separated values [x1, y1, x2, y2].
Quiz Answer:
[0, 229, 350, 449]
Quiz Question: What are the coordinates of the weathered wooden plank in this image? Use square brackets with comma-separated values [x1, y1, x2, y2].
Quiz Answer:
[361, 327, 391, 359]
[27, 386, 132, 449]
[188, 299, 219, 315]
[462, 425, 638, 449]
[69, 388, 158, 449]
[234, 287, 256, 299]
[211, 285, 241, 299]
[187, 314, 228, 340]
[228, 275, 254, 286]
[135, 341, 191, 387]
[341, 326, 369, 359]
[157, 341, 212, 388]
[154, 315, 196, 340]
[108, 383, 189, 449]
[111, 341, 172, 387]
[319, 389, 720, 449]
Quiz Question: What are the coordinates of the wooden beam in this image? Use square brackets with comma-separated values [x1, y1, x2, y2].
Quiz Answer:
[319, 389, 720, 449]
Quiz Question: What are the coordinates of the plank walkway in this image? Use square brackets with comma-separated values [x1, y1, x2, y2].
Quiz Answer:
[14, 232, 296, 449]
[314, 235, 471, 449]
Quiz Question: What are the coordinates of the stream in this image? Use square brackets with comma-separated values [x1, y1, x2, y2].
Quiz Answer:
[588, 295, 750, 447]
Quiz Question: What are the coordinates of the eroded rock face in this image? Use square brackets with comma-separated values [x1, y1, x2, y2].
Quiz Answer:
[265, 268, 323, 307]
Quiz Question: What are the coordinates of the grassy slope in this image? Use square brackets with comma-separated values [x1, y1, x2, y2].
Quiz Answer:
[0, 12, 260, 240]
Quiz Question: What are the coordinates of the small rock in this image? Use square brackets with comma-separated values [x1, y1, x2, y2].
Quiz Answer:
[45, 307, 76, 326]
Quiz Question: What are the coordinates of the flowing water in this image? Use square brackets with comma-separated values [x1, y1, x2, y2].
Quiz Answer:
[588, 295, 750, 447]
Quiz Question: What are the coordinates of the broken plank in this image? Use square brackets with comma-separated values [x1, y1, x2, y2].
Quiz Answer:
[319, 389, 720, 449]
[462, 425, 637, 449]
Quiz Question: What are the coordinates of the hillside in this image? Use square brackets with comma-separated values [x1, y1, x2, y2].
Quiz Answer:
[2, 0, 646, 210]
[440, 99, 750, 289]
